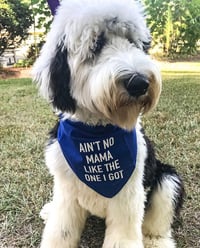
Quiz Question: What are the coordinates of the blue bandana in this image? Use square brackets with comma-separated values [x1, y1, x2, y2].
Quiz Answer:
[57, 119, 137, 198]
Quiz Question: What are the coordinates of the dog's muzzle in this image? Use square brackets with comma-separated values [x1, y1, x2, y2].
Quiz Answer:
[124, 74, 149, 97]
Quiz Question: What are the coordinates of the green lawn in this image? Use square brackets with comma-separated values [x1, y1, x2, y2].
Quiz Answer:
[0, 62, 200, 247]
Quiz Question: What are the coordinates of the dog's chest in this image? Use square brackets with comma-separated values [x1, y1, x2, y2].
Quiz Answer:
[77, 181, 108, 218]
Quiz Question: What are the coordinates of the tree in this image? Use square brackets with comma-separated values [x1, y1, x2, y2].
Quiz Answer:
[0, 0, 33, 55]
[26, 0, 53, 62]
[143, 0, 200, 56]
[31, 0, 53, 34]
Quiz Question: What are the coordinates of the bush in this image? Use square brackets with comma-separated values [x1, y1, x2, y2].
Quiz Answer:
[144, 0, 200, 56]
[15, 58, 33, 68]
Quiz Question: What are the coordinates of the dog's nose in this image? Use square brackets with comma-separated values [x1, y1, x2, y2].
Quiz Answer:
[124, 74, 149, 97]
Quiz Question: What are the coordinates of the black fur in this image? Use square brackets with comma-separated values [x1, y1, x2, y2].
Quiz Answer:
[49, 43, 76, 112]
[142, 130, 185, 214]
[154, 160, 185, 215]
[91, 32, 107, 55]
[142, 132, 157, 189]
[46, 121, 59, 147]
[49, 122, 59, 139]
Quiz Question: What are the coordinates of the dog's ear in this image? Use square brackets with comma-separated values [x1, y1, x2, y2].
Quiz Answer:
[33, 41, 76, 113]
[49, 44, 76, 112]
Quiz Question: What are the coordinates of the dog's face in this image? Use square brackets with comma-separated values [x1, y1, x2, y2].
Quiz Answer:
[33, 0, 161, 130]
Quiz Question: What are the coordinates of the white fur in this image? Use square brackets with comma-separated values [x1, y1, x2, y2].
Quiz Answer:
[142, 176, 182, 247]
[33, 0, 161, 129]
[32, 0, 179, 247]
[41, 122, 147, 248]
[143, 176, 181, 237]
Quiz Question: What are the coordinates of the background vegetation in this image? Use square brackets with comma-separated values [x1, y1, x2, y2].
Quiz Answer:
[144, 0, 200, 56]
[0, 0, 200, 60]
[0, 0, 33, 56]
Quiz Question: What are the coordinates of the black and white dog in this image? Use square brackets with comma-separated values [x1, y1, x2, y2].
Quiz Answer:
[33, 0, 184, 247]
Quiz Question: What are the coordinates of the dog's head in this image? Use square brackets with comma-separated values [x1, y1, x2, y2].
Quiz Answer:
[33, 0, 161, 130]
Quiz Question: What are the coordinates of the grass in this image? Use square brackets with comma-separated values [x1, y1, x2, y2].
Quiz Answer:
[144, 61, 200, 247]
[0, 62, 200, 247]
[0, 79, 55, 247]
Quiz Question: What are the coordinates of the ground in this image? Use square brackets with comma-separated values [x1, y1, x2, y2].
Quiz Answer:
[0, 61, 199, 247]
[0, 67, 31, 79]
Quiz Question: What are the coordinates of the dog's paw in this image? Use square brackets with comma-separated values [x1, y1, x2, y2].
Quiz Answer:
[143, 235, 176, 248]
[40, 202, 52, 223]
[103, 239, 144, 248]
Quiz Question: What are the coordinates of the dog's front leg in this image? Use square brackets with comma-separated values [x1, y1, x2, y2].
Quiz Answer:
[40, 178, 88, 248]
[103, 189, 145, 248]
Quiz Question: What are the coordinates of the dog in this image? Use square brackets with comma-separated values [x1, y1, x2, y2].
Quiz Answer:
[33, 0, 184, 247]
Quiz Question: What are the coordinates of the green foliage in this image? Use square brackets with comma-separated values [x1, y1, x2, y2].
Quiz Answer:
[143, 0, 200, 56]
[1, 0, 199, 58]
[27, 0, 53, 63]
[165, 5, 173, 54]
[31, 0, 53, 34]
[0, 0, 33, 55]
[14, 58, 34, 67]
[24, 40, 44, 66]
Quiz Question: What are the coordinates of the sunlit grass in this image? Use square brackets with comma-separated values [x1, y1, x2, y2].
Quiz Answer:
[159, 61, 200, 76]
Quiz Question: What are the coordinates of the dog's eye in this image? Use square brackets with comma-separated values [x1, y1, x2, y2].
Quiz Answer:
[127, 37, 134, 44]
[127, 37, 140, 49]
[142, 41, 151, 54]
[91, 32, 106, 55]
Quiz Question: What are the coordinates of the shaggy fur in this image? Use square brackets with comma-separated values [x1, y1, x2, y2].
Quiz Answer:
[33, 0, 184, 247]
